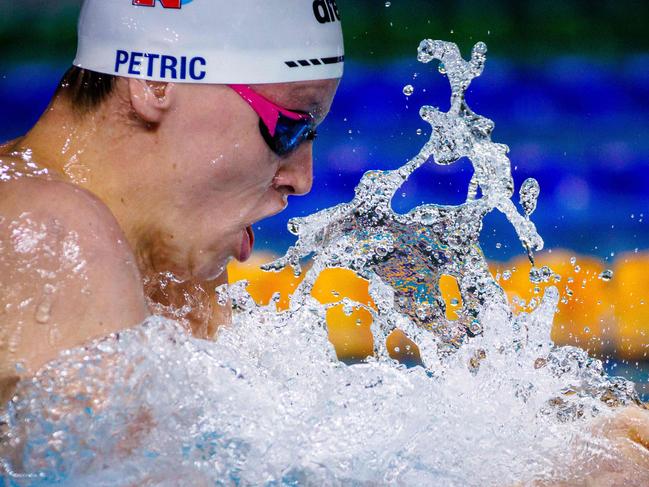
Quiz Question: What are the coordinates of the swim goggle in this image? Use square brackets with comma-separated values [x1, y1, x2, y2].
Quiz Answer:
[229, 84, 317, 156]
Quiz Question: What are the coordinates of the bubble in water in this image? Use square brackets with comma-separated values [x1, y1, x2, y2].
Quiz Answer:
[403, 84, 414, 96]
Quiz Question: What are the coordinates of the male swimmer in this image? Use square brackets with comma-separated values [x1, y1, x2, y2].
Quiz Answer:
[0, 0, 341, 398]
[0, 1, 648, 484]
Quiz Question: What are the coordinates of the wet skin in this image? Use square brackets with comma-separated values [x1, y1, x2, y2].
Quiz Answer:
[0, 75, 339, 401]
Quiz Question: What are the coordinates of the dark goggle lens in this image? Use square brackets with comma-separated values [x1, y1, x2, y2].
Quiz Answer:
[259, 114, 316, 156]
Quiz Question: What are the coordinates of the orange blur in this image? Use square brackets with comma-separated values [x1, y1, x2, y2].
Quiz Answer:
[228, 250, 649, 361]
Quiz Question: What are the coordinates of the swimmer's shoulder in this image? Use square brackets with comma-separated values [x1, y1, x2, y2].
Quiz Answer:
[0, 138, 17, 153]
[0, 176, 149, 388]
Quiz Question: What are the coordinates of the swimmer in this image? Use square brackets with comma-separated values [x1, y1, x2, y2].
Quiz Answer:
[0, 0, 341, 398]
[0, 1, 648, 484]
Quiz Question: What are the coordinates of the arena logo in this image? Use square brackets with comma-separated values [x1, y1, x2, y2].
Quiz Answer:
[132, 0, 193, 9]
[312, 0, 341, 24]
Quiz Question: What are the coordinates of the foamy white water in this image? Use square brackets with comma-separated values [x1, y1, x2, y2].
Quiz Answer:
[0, 40, 642, 486]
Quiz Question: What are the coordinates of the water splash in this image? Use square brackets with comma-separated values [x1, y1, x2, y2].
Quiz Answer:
[263, 40, 543, 355]
[1, 41, 643, 486]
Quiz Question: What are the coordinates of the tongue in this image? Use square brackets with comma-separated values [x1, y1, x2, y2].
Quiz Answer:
[240, 226, 255, 262]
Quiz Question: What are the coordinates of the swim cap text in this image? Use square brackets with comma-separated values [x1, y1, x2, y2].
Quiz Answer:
[312, 0, 341, 24]
[114, 50, 206, 81]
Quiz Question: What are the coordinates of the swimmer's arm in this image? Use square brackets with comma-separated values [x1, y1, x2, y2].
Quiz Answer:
[0, 178, 149, 400]
[511, 405, 649, 486]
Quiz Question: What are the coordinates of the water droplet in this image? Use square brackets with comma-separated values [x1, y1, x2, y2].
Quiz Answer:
[342, 299, 354, 316]
[519, 178, 540, 217]
[35, 303, 51, 324]
[529, 265, 552, 284]
[502, 270, 512, 281]
[384, 1, 391, 6]
[34, 284, 55, 324]
[599, 269, 613, 282]
[403, 84, 414, 96]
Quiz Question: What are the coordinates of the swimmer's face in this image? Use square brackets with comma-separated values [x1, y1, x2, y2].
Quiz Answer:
[145, 79, 339, 280]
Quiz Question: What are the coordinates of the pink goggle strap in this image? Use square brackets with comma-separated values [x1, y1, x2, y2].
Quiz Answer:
[228, 84, 309, 137]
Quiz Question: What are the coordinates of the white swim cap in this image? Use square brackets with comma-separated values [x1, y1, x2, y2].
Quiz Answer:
[74, 0, 344, 84]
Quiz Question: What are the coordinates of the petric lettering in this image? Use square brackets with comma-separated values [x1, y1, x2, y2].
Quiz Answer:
[113, 50, 206, 81]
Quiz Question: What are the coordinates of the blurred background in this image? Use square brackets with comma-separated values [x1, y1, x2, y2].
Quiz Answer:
[1, 1, 648, 395]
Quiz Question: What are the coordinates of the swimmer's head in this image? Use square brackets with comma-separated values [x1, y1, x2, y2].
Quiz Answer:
[49, 1, 343, 280]
[74, 0, 344, 85]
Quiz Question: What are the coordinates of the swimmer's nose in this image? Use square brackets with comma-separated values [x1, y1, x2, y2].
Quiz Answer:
[274, 144, 313, 196]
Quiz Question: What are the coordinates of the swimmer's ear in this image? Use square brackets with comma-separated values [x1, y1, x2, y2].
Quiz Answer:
[127, 79, 175, 125]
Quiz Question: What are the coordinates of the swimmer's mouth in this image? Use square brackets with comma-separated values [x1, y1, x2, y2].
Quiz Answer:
[239, 225, 255, 262]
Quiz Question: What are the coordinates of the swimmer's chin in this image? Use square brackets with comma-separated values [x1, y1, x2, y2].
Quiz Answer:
[165, 257, 228, 283]
[196, 259, 229, 282]
[163, 248, 235, 282]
